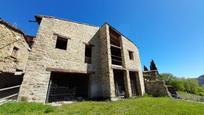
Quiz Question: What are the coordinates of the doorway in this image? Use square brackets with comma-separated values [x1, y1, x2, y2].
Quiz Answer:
[129, 71, 140, 96]
[113, 69, 125, 97]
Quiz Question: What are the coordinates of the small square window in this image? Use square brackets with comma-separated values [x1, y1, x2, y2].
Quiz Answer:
[55, 36, 68, 50]
[129, 51, 134, 60]
[11, 47, 19, 58]
[85, 45, 92, 64]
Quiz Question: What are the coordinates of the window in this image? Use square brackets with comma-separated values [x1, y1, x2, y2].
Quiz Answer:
[55, 36, 68, 50]
[11, 47, 19, 58]
[85, 45, 92, 64]
[129, 51, 134, 60]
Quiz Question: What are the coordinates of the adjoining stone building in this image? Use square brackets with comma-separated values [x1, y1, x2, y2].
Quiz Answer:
[0, 19, 31, 98]
[18, 15, 145, 103]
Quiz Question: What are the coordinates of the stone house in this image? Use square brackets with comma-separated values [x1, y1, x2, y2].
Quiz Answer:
[0, 18, 30, 92]
[18, 15, 145, 103]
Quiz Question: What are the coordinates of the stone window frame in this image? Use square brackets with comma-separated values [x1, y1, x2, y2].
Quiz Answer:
[11, 46, 19, 58]
[128, 50, 134, 60]
[83, 42, 94, 64]
[53, 33, 71, 50]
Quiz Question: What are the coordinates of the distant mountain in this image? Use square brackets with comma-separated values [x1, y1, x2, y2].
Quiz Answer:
[197, 75, 204, 86]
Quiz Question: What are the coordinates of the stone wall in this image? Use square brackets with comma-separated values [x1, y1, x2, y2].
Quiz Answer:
[143, 70, 159, 81]
[0, 23, 30, 73]
[121, 35, 145, 96]
[96, 24, 145, 99]
[96, 24, 112, 98]
[18, 17, 101, 102]
[145, 80, 170, 97]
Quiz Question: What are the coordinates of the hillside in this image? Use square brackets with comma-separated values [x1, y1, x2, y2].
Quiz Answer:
[198, 75, 204, 86]
[1, 97, 204, 115]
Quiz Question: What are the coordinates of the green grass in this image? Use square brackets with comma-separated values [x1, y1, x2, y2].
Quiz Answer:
[1, 97, 204, 115]
[0, 102, 54, 115]
[177, 91, 204, 102]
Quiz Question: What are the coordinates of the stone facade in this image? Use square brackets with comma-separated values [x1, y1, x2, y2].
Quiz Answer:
[18, 16, 145, 103]
[0, 19, 30, 74]
[0, 19, 30, 100]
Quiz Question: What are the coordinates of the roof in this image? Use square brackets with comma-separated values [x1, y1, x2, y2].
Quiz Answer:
[0, 18, 34, 49]
[0, 18, 24, 35]
[35, 15, 99, 28]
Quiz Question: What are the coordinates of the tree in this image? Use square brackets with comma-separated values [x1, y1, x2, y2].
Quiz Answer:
[150, 60, 158, 70]
[144, 66, 148, 71]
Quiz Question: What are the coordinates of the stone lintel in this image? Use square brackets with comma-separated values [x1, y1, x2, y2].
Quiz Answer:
[111, 65, 125, 70]
[128, 69, 139, 72]
[53, 33, 71, 40]
[46, 67, 94, 74]
[82, 42, 95, 47]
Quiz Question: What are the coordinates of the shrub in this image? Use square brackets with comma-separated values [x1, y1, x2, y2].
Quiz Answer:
[169, 80, 185, 91]
[160, 73, 204, 96]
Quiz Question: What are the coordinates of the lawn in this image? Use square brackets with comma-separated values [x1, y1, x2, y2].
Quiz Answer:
[0, 97, 204, 115]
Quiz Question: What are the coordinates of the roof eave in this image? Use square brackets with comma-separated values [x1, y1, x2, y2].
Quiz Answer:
[102, 23, 140, 49]
[35, 16, 42, 25]
[0, 18, 24, 35]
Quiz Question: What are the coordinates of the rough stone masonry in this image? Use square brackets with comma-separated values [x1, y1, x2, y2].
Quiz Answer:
[1, 16, 145, 103]
[0, 19, 31, 90]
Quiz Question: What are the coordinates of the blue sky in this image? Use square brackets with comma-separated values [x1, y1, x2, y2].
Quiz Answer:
[1, 0, 203, 78]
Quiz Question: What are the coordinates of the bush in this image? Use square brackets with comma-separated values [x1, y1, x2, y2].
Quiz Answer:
[184, 79, 199, 94]
[169, 80, 185, 91]
[160, 73, 204, 96]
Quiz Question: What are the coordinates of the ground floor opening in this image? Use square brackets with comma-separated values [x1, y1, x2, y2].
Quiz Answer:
[113, 69, 126, 97]
[47, 72, 89, 102]
[0, 72, 23, 99]
[129, 71, 140, 96]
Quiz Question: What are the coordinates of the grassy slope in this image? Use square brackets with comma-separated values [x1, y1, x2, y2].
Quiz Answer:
[0, 97, 204, 115]
[177, 91, 204, 102]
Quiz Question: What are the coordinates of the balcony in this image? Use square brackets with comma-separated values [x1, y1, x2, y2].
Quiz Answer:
[109, 27, 122, 66]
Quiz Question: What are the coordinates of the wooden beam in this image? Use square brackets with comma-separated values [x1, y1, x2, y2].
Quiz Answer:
[0, 93, 18, 100]
[83, 42, 95, 47]
[0, 85, 20, 92]
[112, 65, 125, 70]
[111, 44, 121, 49]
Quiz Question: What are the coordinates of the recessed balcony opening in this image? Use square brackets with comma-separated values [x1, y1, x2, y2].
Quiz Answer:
[111, 46, 122, 65]
[109, 27, 122, 66]
[109, 27, 121, 47]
